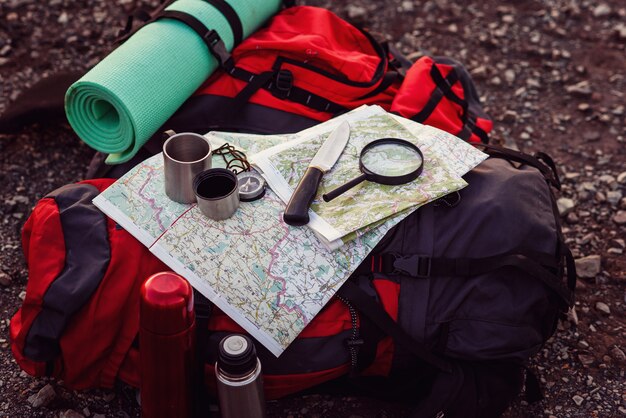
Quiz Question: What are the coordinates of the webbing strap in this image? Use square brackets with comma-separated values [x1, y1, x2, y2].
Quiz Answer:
[362, 251, 574, 308]
[412, 66, 459, 123]
[476, 144, 561, 190]
[157, 10, 235, 70]
[227, 65, 347, 114]
[204, 0, 243, 45]
[337, 281, 452, 373]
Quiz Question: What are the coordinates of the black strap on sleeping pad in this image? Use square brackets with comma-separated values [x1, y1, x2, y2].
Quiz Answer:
[157, 10, 235, 71]
[337, 281, 453, 373]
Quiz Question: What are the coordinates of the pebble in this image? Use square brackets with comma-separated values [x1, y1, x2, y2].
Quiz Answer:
[565, 80, 592, 98]
[575, 255, 601, 278]
[57, 12, 68, 24]
[0, 270, 11, 287]
[613, 211, 626, 225]
[617, 172, 626, 184]
[578, 354, 595, 365]
[610, 346, 626, 361]
[60, 410, 85, 418]
[504, 69, 516, 83]
[557, 198, 576, 216]
[347, 5, 367, 19]
[592, 4, 611, 18]
[595, 302, 610, 315]
[572, 394, 584, 406]
[607, 191, 623, 205]
[27, 384, 56, 408]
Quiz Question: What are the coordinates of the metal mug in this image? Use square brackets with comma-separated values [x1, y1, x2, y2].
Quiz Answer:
[163, 131, 212, 204]
[193, 168, 240, 221]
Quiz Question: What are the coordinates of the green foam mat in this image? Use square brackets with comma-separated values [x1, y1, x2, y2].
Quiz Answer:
[65, 0, 281, 164]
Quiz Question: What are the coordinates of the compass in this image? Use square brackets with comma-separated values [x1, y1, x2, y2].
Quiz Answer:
[237, 171, 267, 202]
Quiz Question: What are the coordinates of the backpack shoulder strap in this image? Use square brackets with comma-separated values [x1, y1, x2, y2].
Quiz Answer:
[337, 280, 452, 373]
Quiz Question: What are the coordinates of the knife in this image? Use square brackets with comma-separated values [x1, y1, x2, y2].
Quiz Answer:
[283, 121, 351, 226]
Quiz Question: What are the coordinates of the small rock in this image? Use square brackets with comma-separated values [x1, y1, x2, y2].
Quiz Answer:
[103, 392, 115, 402]
[572, 394, 584, 406]
[18, 290, 26, 300]
[577, 103, 591, 112]
[583, 131, 600, 142]
[557, 197, 575, 216]
[575, 255, 601, 278]
[93, 415, 106, 418]
[565, 80, 592, 98]
[401, 1, 414, 12]
[347, 5, 367, 19]
[0, 57, 9, 67]
[60, 410, 85, 418]
[57, 11, 68, 24]
[578, 354, 595, 365]
[27, 384, 56, 408]
[0, 271, 11, 287]
[592, 4, 611, 18]
[615, 23, 626, 40]
[613, 211, 626, 225]
[595, 301, 610, 315]
[617, 171, 626, 184]
[504, 69, 516, 84]
[567, 306, 579, 325]
[607, 191, 623, 205]
[502, 110, 518, 123]
[610, 346, 626, 361]
[566, 212, 579, 224]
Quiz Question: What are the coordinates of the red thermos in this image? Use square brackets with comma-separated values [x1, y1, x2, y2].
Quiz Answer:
[140, 272, 196, 418]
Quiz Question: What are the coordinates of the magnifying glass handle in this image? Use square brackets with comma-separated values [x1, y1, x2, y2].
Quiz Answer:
[322, 173, 368, 202]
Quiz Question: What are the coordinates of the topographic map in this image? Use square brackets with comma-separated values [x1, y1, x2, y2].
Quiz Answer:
[93, 132, 401, 356]
[93, 106, 487, 356]
[252, 106, 486, 244]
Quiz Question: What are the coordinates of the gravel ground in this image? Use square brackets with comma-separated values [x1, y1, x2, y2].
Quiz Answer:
[0, 0, 624, 417]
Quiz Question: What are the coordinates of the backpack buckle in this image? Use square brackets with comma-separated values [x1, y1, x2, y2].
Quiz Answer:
[204, 30, 234, 71]
[393, 254, 432, 278]
[272, 69, 293, 99]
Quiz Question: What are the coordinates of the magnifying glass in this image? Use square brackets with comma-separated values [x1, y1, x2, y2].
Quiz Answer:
[322, 138, 424, 202]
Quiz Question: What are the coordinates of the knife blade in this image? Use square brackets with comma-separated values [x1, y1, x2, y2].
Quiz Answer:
[283, 121, 351, 226]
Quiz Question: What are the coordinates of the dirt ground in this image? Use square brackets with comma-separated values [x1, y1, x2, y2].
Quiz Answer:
[0, 0, 624, 417]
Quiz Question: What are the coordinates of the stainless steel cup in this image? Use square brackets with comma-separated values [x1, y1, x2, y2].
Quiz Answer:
[163, 131, 212, 203]
[193, 168, 240, 221]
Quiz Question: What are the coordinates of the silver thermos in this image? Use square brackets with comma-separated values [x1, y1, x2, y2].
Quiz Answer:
[215, 334, 266, 418]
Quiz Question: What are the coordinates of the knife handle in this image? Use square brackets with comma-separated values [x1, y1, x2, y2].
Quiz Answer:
[283, 167, 324, 226]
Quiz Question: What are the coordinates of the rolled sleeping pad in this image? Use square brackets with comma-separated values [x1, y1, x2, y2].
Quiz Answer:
[65, 0, 282, 164]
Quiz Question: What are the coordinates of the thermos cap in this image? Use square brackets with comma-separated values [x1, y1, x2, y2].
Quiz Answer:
[140, 272, 195, 335]
[218, 334, 258, 377]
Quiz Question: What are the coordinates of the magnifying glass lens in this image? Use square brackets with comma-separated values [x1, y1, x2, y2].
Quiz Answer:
[361, 142, 423, 177]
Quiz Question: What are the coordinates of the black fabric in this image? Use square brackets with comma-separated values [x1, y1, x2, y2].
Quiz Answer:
[24, 184, 110, 361]
[338, 281, 452, 372]
[410, 361, 524, 418]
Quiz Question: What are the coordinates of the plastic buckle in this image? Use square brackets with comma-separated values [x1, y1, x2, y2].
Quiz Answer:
[346, 338, 364, 348]
[273, 69, 293, 99]
[393, 255, 432, 278]
[203, 30, 234, 71]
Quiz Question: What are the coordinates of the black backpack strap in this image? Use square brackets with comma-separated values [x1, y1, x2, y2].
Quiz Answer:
[337, 281, 452, 373]
[361, 251, 574, 308]
[412, 65, 460, 123]
[476, 144, 561, 190]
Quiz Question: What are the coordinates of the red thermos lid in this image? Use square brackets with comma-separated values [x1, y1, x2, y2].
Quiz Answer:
[140, 272, 195, 335]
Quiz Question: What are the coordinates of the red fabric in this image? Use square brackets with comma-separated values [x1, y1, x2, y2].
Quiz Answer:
[10, 198, 66, 378]
[391, 56, 492, 143]
[197, 6, 400, 121]
[11, 179, 168, 389]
